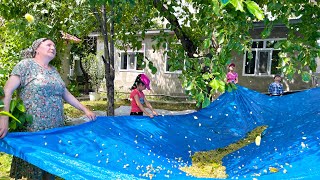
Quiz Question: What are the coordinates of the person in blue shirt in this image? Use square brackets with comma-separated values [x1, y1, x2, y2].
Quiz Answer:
[268, 74, 284, 96]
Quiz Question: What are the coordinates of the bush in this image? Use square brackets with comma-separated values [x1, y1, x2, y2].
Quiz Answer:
[0, 86, 32, 132]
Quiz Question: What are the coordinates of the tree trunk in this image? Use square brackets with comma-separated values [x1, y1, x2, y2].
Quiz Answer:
[79, 58, 90, 94]
[101, 4, 115, 116]
[108, 0, 115, 116]
[92, 2, 116, 116]
[58, 42, 71, 85]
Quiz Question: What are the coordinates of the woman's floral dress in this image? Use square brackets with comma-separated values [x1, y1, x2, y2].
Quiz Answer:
[9, 58, 65, 179]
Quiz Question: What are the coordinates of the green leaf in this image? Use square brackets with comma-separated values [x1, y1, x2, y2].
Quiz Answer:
[245, 0, 265, 20]
[226, 83, 234, 92]
[0, 111, 21, 123]
[196, 100, 202, 107]
[0, 68, 5, 75]
[218, 35, 225, 45]
[217, 80, 226, 92]
[151, 67, 157, 74]
[148, 61, 158, 74]
[9, 100, 17, 113]
[274, 41, 283, 49]
[185, 81, 194, 91]
[16, 102, 26, 112]
[203, 39, 211, 49]
[212, 0, 220, 15]
[301, 71, 311, 82]
[261, 26, 271, 38]
[9, 121, 17, 130]
[202, 97, 211, 108]
[196, 92, 205, 102]
[0, 86, 4, 97]
[209, 79, 220, 90]
[202, 73, 211, 80]
[230, 83, 238, 90]
[230, 0, 244, 12]
[212, 72, 221, 76]
[0, 99, 4, 108]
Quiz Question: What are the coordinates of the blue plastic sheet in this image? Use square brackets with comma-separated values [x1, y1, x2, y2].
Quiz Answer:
[1, 85, 319, 179]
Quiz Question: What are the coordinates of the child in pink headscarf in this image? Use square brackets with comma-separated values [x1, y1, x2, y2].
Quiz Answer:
[226, 63, 238, 84]
[130, 74, 158, 118]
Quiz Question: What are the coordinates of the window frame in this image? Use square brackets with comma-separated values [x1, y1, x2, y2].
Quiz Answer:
[242, 38, 286, 77]
[119, 44, 145, 72]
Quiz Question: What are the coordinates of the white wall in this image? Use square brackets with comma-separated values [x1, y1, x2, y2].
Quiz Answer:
[96, 35, 186, 97]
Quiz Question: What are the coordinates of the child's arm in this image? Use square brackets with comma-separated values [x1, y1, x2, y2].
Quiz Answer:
[234, 73, 239, 84]
[225, 72, 229, 83]
[234, 75, 238, 84]
[133, 95, 154, 118]
[144, 98, 158, 116]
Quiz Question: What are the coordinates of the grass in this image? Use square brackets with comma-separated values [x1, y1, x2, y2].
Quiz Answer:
[0, 153, 11, 179]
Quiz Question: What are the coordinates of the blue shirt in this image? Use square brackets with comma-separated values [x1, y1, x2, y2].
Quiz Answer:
[268, 82, 283, 95]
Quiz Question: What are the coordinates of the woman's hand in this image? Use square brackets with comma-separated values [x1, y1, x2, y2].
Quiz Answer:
[84, 110, 96, 121]
[0, 116, 9, 139]
[63, 88, 96, 121]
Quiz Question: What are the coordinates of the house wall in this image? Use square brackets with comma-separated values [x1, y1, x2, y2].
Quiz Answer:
[96, 36, 186, 96]
[234, 26, 312, 93]
[96, 26, 315, 96]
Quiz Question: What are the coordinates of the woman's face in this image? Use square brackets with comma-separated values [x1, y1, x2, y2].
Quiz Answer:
[36, 40, 56, 60]
[229, 66, 235, 71]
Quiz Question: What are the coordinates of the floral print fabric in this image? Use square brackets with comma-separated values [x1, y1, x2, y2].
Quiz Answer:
[10, 58, 66, 179]
[11, 58, 65, 131]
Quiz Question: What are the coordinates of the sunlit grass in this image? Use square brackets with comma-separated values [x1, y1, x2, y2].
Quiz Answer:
[0, 153, 11, 179]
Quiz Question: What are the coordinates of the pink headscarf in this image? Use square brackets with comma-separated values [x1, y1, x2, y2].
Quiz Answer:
[139, 74, 150, 90]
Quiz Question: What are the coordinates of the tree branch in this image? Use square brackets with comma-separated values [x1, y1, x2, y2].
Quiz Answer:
[152, 0, 197, 58]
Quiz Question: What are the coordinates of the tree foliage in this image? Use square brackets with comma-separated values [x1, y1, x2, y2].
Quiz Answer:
[0, 0, 96, 85]
[1, 0, 319, 111]
[144, 0, 319, 107]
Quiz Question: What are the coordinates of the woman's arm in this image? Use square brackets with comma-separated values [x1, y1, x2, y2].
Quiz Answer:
[0, 75, 21, 138]
[133, 95, 153, 118]
[144, 98, 158, 116]
[62, 88, 96, 120]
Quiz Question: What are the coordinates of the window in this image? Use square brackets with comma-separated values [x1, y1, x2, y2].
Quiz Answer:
[119, 44, 145, 71]
[243, 39, 285, 76]
[165, 43, 185, 73]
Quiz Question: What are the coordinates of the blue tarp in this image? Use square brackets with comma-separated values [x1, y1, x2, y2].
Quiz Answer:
[1, 85, 320, 179]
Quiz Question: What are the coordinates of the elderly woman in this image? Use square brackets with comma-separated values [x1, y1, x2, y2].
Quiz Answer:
[0, 38, 96, 179]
